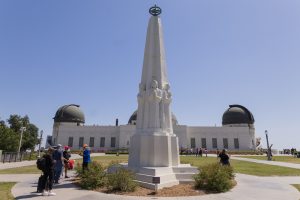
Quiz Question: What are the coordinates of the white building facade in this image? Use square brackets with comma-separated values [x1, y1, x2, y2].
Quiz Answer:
[51, 104, 256, 151]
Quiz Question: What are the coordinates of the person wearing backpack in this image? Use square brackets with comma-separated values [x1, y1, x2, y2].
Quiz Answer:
[40, 147, 56, 196]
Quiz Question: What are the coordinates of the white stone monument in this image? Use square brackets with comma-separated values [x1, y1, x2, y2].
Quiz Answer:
[127, 5, 198, 189]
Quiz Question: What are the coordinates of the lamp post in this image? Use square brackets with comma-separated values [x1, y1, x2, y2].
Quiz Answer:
[18, 127, 26, 159]
[265, 130, 272, 161]
[38, 130, 43, 158]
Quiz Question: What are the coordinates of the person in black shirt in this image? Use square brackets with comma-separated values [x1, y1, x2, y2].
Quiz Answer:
[218, 149, 230, 166]
[41, 147, 56, 196]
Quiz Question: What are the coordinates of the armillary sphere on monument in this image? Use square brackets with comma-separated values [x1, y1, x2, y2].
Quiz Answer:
[149, 5, 162, 16]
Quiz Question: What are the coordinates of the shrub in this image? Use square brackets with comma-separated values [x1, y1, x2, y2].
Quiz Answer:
[75, 161, 107, 190]
[106, 168, 137, 192]
[194, 163, 235, 192]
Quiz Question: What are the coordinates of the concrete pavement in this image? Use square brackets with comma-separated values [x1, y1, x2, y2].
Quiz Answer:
[0, 172, 299, 200]
[1, 154, 300, 199]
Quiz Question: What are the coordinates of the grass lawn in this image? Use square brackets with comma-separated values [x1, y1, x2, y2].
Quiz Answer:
[0, 155, 128, 174]
[0, 182, 16, 200]
[1, 155, 300, 176]
[237, 156, 300, 164]
[291, 184, 300, 192]
[181, 156, 300, 176]
[0, 165, 40, 174]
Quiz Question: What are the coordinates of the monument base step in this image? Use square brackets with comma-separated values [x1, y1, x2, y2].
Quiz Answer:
[136, 180, 180, 190]
[108, 163, 199, 190]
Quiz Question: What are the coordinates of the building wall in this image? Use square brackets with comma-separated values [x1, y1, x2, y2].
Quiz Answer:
[52, 122, 255, 151]
[184, 126, 255, 150]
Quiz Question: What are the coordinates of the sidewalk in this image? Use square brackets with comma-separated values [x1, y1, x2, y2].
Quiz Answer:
[1, 154, 300, 199]
[0, 172, 299, 200]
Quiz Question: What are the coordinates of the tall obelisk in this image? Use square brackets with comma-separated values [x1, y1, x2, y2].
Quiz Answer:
[126, 6, 197, 189]
[128, 5, 180, 169]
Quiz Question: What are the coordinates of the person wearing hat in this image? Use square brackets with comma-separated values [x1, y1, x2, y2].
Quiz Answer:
[82, 144, 91, 172]
[63, 146, 71, 178]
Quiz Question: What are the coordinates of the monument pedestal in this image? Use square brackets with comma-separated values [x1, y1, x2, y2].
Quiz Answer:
[109, 163, 198, 190]
[128, 133, 180, 168]
[124, 134, 198, 189]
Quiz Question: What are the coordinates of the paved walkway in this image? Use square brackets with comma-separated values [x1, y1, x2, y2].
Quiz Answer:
[0, 172, 299, 200]
[0, 154, 300, 199]
[0, 160, 37, 170]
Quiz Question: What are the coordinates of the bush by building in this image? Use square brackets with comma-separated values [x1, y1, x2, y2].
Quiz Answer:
[106, 168, 137, 192]
[194, 163, 235, 192]
[75, 161, 107, 190]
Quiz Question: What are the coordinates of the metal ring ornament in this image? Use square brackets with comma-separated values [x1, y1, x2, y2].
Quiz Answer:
[149, 5, 162, 16]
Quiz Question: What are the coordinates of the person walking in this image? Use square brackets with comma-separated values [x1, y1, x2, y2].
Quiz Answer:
[218, 149, 230, 166]
[41, 147, 56, 196]
[199, 148, 203, 157]
[216, 148, 220, 158]
[63, 146, 71, 178]
[82, 144, 91, 172]
[204, 148, 208, 157]
[53, 144, 64, 184]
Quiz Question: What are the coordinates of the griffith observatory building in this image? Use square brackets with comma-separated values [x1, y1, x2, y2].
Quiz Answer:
[50, 7, 256, 152]
[51, 104, 256, 151]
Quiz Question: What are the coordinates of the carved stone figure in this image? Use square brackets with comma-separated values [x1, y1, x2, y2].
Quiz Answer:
[147, 80, 162, 129]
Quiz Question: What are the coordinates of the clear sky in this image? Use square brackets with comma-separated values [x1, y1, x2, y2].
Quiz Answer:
[1, 1, 300, 150]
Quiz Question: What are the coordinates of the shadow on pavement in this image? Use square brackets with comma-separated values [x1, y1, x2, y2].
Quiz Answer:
[53, 181, 81, 190]
[15, 193, 42, 199]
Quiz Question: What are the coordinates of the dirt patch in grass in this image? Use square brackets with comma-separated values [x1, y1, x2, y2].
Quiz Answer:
[74, 174, 236, 197]
[73, 177, 207, 197]
[96, 183, 206, 197]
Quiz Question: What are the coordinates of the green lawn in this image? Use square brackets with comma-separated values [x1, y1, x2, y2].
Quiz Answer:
[88, 155, 129, 168]
[1, 155, 300, 176]
[181, 156, 300, 176]
[0, 155, 128, 174]
[291, 184, 300, 192]
[0, 165, 40, 174]
[0, 182, 16, 200]
[237, 156, 300, 164]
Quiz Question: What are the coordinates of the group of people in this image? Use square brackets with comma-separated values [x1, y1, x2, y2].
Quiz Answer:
[182, 147, 230, 165]
[39, 144, 71, 196]
[39, 143, 91, 196]
[291, 148, 298, 158]
[180, 147, 208, 156]
[194, 148, 208, 157]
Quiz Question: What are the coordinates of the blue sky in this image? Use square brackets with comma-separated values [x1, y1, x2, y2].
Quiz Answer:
[1, 1, 300, 150]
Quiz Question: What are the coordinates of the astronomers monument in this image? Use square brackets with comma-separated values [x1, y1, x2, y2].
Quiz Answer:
[126, 6, 198, 189]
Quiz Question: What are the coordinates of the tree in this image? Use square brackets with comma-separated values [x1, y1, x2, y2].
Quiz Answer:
[0, 125, 19, 152]
[7, 115, 29, 132]
[6, 115, 39, 151]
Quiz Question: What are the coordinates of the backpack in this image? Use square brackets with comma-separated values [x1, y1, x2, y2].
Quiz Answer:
[36, 157, 46, 171]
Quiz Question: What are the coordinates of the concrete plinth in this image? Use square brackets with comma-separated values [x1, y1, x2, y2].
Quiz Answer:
[109, 163, 198, 190]
[128, 134, 179, 168]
